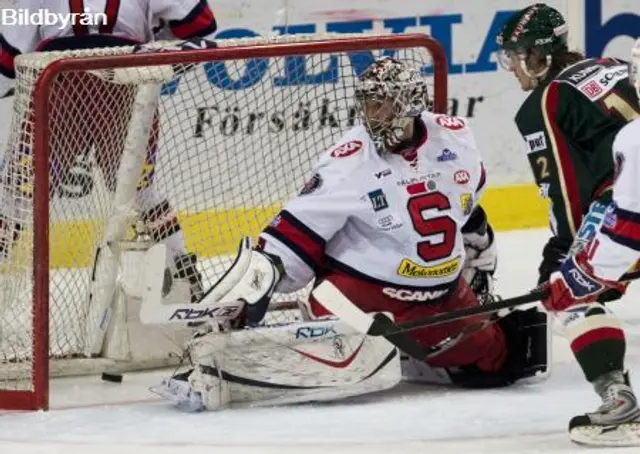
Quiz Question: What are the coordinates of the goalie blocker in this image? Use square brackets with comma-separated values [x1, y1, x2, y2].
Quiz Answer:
[148, 238, 550, 411]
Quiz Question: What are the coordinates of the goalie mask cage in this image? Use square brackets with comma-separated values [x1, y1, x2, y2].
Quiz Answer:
[0, 33, 447, 410]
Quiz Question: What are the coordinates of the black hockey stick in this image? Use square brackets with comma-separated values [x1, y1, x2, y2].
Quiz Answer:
[368, 289, 549, 338]
[314, 281, 547, 362]
[372, 311, 496, 361]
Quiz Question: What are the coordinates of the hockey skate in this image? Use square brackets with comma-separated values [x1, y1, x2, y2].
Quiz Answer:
[149, 372, 205, 412]
[569, 371, 640, 446]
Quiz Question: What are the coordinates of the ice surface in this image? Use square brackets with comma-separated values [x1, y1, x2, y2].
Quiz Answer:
[1, 228, 640, 454]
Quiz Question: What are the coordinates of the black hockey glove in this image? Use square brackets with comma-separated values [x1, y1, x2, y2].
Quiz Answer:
[537, 236, 572, 284]
[448, 308, 548, 389]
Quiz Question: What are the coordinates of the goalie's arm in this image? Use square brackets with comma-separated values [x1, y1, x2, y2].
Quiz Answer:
[151, 0, 218, 40]
[0, 28, 38, 98]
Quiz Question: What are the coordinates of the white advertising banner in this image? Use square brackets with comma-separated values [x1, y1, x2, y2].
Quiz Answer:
[0, 0, 637, 191]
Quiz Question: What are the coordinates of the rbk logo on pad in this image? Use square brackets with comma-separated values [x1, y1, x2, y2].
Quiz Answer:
[368, 189, 389, 212]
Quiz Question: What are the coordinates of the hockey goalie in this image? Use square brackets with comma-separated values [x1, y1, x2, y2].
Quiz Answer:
[150, 57, 550, 411]
[0, 0, 219, 302]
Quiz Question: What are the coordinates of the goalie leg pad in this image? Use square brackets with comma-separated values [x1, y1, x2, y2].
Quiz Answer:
[185, 319, 400, 410]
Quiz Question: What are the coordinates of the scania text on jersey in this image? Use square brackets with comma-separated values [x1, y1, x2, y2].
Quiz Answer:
[158, 0, 634, 95]
[382, 287, 448, 302]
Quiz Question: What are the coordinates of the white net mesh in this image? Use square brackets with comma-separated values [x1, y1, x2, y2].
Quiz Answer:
[0, 34, 439, 401]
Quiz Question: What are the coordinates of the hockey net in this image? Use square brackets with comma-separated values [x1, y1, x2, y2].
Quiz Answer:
[0, 33, 447, 410]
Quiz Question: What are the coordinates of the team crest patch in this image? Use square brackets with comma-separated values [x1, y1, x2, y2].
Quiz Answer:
[524, 131, 547, 153]
[460, 193, 473, 215]
[436, 148, 458, 162]
[581, 80, 603, 99]
[300, 173, 322, 195]
[396, 256, 461, 278]
[453, 170, 471, 185]
[435, 115, 465, 130]
[603, 204, 617, 229]
[368, 189, 389, 212]
[330, 140, 363, 158]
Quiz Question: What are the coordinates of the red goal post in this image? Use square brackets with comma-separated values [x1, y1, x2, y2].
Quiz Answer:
[0, 33, 447, 410]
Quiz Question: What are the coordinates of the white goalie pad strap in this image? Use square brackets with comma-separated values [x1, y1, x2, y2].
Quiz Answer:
[187, 319, 401, 410]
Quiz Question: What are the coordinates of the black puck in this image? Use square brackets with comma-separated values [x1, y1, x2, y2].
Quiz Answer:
[101, 372, 123, 383]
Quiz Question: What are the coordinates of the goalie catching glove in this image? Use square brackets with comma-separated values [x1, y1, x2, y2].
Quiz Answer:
[199, 237, 283, 326]
[139, 237, 282, 327]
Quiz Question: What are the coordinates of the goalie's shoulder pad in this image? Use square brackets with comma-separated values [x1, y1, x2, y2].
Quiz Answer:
[422, 110, 469, 133]
[421, 111, 481, 162]
[310, 126, 375, 187]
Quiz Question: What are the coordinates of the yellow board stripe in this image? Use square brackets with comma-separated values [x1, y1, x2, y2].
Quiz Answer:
[13, 183, 549, 269]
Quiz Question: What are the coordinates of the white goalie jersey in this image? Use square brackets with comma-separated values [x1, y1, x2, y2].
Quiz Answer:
[587, 117, 640, 281]
[0, 0, 217, 95]
[260, 111, 487, 294]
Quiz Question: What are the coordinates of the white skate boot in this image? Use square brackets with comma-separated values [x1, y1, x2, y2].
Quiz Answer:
[569, 370, 640, 446]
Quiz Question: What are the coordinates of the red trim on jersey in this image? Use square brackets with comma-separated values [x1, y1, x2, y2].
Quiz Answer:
[476, 162, 487, 194]
[0, 34, 19, 78]
[607, 216, 640, 243]
[570, 326, 625, 354]
[169, 0, 217, 39]
[593, 177, 613, 200]
[602, 207, 640, 251]
[293, 340, 365, 368]
[264, 211, 325, 270]
[99, 0, 121, 34]
[69, 0, 89, 35]
[545, 82, 583, 234]
[0, 49, 15, 78]
[406, 182, 427, 195]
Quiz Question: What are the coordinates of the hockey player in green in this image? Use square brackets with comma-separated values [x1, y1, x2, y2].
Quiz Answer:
[497, 3, 640, 447]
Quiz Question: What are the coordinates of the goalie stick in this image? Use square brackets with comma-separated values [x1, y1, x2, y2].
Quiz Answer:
[376, 273, 636, 338]
[369, 288, 548, 337]
[311, 281, 527, 362]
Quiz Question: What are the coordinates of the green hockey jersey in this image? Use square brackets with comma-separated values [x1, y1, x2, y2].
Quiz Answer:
[514, 58, 639, 244]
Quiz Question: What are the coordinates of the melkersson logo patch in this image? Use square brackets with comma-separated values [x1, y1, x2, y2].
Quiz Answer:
[396, 256, 460, 278]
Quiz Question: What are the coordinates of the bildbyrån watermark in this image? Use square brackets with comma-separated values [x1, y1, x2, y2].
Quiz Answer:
[1, 8, 108, 29]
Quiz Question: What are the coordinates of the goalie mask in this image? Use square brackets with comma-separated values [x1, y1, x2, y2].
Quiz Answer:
[355, 58, 429, 154]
